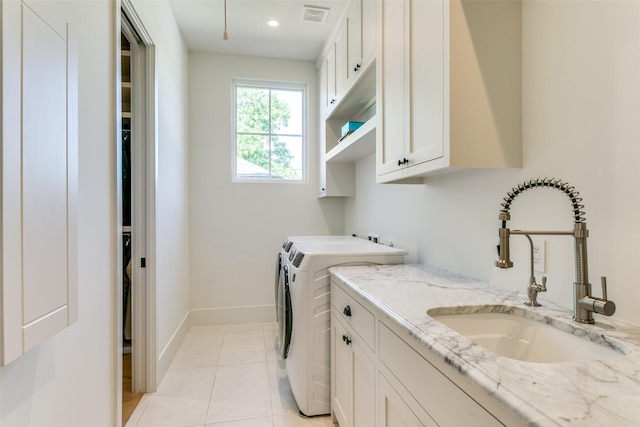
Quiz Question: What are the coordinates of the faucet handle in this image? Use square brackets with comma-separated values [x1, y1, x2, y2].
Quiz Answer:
[580, 276, 616, 317]
[540, 276, 547, 292]
[601, 276, 608, 300]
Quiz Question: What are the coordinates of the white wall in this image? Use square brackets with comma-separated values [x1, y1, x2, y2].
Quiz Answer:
[0, 1, 117, 425]
[130, 0, 191, 382]
[345, 0, 640, 325]
[188, 53, 344, 324]
[0, 1, 191, 424]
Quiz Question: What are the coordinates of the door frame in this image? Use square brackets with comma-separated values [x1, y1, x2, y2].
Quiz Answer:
[116, 0, 158, 416]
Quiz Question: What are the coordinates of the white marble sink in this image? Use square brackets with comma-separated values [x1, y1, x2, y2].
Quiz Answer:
[428, 306, 630, 363]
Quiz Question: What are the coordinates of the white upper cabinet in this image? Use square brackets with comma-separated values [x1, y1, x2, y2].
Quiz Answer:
[346, 0, 376, 90]
[335, 25, 348, 106]
[323, 25, 348, 118]
[1, 0, 78, 365]
[325, 41, 337, 114]
[318, 0, 522, 195]
[376, 0, 522, 184]
[321, 0, 377, 121]
[318, 0, 377, 198]
[361, 0, 376, 72]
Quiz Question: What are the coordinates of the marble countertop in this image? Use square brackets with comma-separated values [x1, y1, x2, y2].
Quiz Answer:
[329, 264, 640, 427]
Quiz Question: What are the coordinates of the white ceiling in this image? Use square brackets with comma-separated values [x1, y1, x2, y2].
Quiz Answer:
[168, 0, 348, 61]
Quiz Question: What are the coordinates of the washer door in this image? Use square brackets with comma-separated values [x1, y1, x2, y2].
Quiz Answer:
[275, 252, 282, 323]
[279, 265, 293, 359]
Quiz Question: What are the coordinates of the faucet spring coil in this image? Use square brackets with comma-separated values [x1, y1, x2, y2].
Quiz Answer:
[500, 177, 586, 223]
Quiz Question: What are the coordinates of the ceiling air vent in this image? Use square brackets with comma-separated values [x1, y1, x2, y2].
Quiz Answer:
[301, 5, 329, 24]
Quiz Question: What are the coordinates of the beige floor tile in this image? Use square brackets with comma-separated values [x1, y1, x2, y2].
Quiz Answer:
[267, 360, 299, 416]
[135, 394, 209, 427]
[264, 323, 281, 362]
[205, 416, 274, 426]
[272, 412, 335, 427]
[155, 366, 216, 399]
[171, 327, 225, 370]
[207, 362, 272, 424]
[131, 322, 331, 427]
[218, 326, 267, 366]
[188, 324, 227, 339]
[223, 323, 268, 335]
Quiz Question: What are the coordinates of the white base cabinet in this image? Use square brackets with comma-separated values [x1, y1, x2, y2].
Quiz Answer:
[378, 323, 503, 426]
[331, 313, 376, 427]
[378, 373, 436, 427]
[331, 279, 525, 427]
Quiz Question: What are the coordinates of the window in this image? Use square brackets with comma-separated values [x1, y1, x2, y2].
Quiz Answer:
[233, 80, 306, 182]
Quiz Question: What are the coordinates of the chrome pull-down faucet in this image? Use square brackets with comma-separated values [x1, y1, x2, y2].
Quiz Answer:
[495, 178, 615, 324]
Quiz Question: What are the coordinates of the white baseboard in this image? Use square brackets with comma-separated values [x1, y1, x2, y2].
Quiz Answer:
[156, 310, 190, 384]
[155, 305, 276, 384]
[190, 304, 276, 326]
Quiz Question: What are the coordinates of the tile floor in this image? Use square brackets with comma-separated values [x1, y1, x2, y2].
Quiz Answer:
[126, 322, 336, 427]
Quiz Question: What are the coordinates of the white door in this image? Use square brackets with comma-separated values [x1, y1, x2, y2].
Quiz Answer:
[1, 0, 78, 366]
[120, 2, 158, 393]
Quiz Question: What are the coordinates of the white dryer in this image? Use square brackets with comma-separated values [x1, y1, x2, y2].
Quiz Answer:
[281, 241, 407, 416]
[275, 236, 360, 353]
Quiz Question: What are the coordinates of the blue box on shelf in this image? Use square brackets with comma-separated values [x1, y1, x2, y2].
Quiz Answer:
[340, 121, 365, 140]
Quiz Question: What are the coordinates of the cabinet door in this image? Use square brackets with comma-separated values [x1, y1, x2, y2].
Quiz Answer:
[347, 0, 376, 89]
[335, 23, 348, 98]
[332, 313, 351, 427]
[378, 374, 437, 427]
[379, 323, 503, 426]
[352, 339, 376, 427]
[332, 312, 376, 427]
[346, 0, 362, 87]
[1, 0, 78, 365]
[376, 0, 407, 176]
[361, 0, 376, 67]
[326, 44, 337, 112]
[407, 0, 445, 165]
[318, 63, 328, 195]
[319, 57, 328, 119]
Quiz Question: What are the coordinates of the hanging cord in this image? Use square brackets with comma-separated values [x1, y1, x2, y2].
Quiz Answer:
[223, 0, 229, 40]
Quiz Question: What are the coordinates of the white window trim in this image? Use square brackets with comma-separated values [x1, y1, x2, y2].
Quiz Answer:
[231, 78, 309, 184]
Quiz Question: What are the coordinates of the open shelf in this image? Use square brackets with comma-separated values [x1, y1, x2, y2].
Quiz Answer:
[326, 63, 376, 122]
[326, 116, 376, 163]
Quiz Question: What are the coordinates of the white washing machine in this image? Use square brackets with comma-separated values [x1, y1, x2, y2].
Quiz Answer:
[281, 241, 407, 416]
[275, 236, 360, 352]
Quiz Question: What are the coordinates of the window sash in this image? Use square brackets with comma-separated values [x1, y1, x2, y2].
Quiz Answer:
[233, 80, 307, 182]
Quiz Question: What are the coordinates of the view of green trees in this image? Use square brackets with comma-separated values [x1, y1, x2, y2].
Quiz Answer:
[236, 86, 302, 179]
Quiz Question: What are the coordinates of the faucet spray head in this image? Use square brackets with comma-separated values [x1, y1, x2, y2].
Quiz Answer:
[496, 211, 513, 268]
[496, 226, 514, 268]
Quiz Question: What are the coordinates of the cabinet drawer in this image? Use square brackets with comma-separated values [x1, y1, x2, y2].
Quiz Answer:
[379, 322, 503, 426]
[332, 282, 375, 351]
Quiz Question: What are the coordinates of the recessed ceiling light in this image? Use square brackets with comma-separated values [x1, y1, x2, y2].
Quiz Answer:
[267, 20, 280, 27]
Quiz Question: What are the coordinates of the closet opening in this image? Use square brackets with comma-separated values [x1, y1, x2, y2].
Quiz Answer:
[119, 2, 157, 424]
[120, 29, 140, 425]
